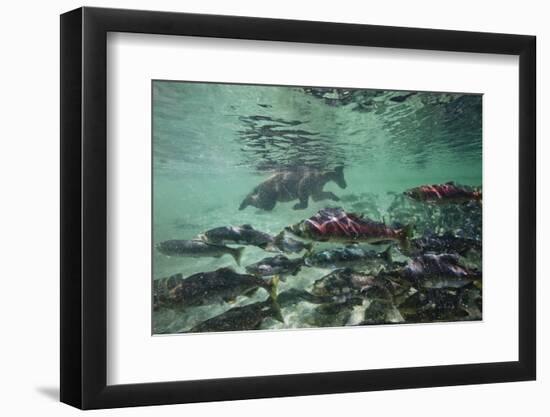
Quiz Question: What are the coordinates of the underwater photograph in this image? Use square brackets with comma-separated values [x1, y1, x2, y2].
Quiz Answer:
[152, 80, 482, 335]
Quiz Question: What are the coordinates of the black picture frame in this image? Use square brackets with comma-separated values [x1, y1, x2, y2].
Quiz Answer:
[60, 6, 536, 410]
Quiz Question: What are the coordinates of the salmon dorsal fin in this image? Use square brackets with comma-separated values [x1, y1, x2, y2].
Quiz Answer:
[240, 224, 254, 229]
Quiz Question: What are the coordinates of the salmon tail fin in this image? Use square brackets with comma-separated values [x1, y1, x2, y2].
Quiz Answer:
[231, 246, 245, 266]
[399, 224, 414, 251]
[382, 245, 393, 263]
[272, 231, 285, 252]
[269, 275, 284, 323]
[258, 241, 274, 252]
[269, 275, 280, 299]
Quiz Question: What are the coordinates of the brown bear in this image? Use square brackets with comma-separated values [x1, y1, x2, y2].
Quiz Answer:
[239, 166, 347, 211]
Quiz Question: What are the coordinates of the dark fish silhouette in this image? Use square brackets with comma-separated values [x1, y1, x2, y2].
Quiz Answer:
[245, 254, 305, 281]
[186, 297, 284, 333]
[398, 287, 480, 322]
[410, 233, 481, 256]
[277, 288, 328, 307]
[311, 268, 376, 305]
[396, 253, 481, 289]
[389, 92, 417, 103]
[156, 239, 244, 265]
[305, 245, 393, 268]
[153, 268, 278, 310]
[199, 224, 274, 250]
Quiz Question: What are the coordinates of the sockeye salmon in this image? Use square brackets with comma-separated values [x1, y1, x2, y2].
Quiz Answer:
[404, 181, 481, 204]
[286, 207, 413, 250]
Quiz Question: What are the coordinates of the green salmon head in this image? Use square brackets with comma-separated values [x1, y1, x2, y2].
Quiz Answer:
[285, 223, 309, 238]
[285, 224, 298, 235]
[404, 189, 421, 200]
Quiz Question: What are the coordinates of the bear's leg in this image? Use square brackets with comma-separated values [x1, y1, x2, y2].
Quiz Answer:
[261, 198, 277, 211]
[293, 196, 309, 210]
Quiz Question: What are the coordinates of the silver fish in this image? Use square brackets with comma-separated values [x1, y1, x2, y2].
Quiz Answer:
[186, 296, 284, 333]
[153, 267, 278, 310]
[245, 254, 304, 281]
[398, 253, 481, 289]
[156, 239, 244, 265]
[199, 224, 273, 249]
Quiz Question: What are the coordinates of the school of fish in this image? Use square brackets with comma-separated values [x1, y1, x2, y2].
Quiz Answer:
[153, 174, 482, 334]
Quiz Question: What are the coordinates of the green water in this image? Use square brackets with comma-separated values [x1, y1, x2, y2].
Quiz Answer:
[152, 81, 482, 334]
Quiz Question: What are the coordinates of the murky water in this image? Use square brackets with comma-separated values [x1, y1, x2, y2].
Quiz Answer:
[152, 81, 482, 334]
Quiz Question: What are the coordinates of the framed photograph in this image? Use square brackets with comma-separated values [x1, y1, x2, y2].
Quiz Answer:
[60, 6, 536, 409]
